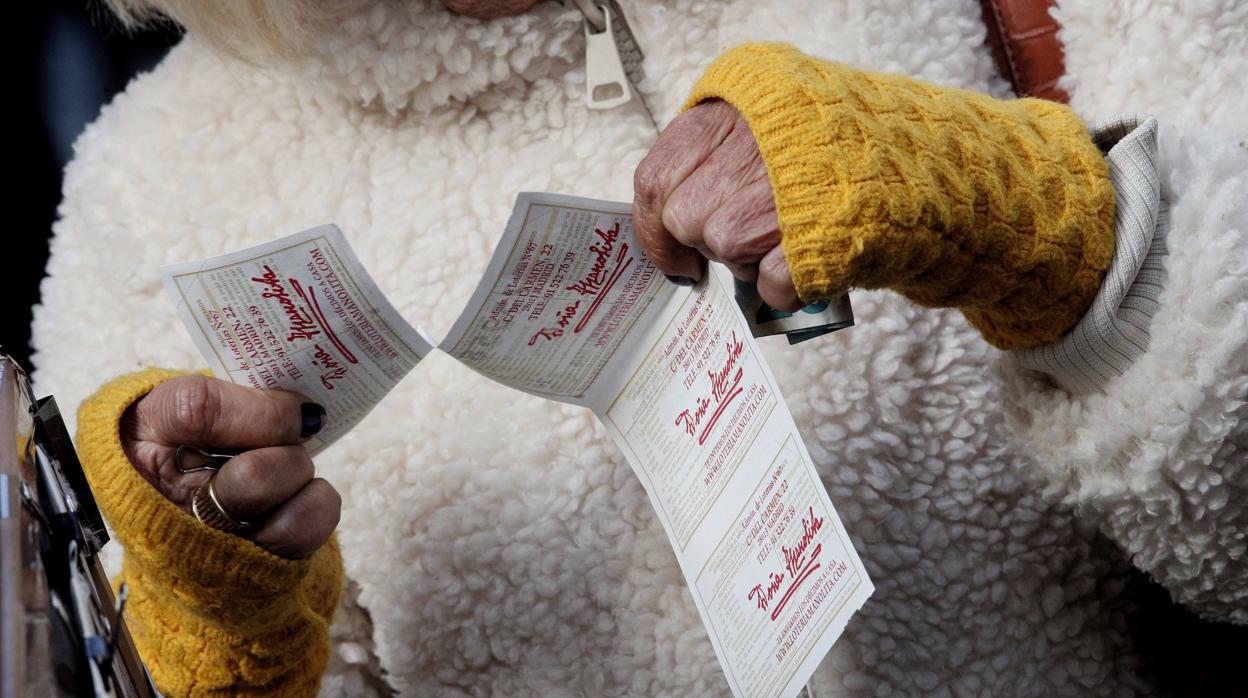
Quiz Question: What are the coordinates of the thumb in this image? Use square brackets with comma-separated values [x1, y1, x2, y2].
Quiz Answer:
[130, 374, 325, 450]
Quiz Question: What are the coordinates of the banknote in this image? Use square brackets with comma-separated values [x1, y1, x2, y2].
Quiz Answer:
[733, 279, 854, 345]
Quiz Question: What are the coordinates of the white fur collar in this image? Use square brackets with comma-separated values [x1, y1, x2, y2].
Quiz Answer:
[303, 0, 585, 114]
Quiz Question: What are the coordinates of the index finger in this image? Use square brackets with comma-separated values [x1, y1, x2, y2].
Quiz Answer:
[132, 374, 326, 450]
[632, 101, 738, 282]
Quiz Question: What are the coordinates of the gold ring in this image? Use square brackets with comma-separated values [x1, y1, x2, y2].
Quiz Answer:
[192, 476, 252, 535]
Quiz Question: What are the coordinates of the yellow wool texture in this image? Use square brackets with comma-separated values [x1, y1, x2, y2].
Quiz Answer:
[76, 369, 342, 697]
[685, 44, 1117, 350]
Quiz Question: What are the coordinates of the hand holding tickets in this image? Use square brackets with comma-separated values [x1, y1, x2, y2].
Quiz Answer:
[632, 99, 853, 344]
[632, 101, 793, 302]
[122, 374, 340, 559]
[160, 225, 435, 454]
[162, 196, 872, 698]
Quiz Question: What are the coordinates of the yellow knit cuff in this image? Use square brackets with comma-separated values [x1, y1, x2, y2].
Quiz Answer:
[78, 369, 342, 695]
[684, 43, 1117, 349]
[76, 369, 312, 604]
[683, 43, 860, 303]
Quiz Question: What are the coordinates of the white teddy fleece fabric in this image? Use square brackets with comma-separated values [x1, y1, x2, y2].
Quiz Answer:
[1053, 0, 1248, 144]
[1000, 120, 1248, 625]
[31, 0, 1246, 695]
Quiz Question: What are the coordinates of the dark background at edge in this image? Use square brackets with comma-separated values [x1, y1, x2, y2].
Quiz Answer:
[9, 2, 177, 370]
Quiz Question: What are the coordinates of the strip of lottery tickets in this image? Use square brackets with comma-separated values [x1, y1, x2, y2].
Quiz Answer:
[161, 225, 436, 455]
[161, 193, 872, 698]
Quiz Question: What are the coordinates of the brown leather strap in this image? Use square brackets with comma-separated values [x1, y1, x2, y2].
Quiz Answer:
[979, 0, 1069, 103]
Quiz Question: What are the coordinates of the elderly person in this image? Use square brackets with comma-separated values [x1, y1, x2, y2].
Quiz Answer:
[43, 0, 1246, 695]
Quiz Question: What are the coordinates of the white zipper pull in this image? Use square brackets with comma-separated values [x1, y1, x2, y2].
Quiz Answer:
[572, 1, 659, 132]
[581, 1, 632, 110]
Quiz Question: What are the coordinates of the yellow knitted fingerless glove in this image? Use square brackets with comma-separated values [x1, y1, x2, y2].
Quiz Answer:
[76, 369, 342, 697]
[685, 44, 1117, 350]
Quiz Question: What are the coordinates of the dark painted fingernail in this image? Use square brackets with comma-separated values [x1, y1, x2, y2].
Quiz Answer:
[301, 403, 326, 437]
[666, 275, 697, 287]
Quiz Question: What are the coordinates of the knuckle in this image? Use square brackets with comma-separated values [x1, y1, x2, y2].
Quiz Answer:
[701, 101, 740, 137]
[228, 451, 269, 491]
[633, 154, 664, 204]
[703, 224, 738, 263]
[661, 199, 689, 240]
[290, 486, 338, 552]
[168, 375, 219, 442]
[264, 517, 300, 554]
[319, 482, 343, 525]
[760, 251, 789, 279]
[725, 262, 759, 283]
[285, 521, 318, 554]
[291, 448, 316, 479]
[689, 100, 723, 125]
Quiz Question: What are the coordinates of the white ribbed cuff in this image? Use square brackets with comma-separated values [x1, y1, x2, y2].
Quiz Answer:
[1012, 115, 1167, 394]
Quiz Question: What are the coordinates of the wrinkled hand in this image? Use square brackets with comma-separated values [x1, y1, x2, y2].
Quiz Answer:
[121, 375, 339, 559]
[633, 100, 801, 311]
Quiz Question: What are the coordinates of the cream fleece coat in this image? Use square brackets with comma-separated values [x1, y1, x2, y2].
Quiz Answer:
[33, 0, 1247, 695]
